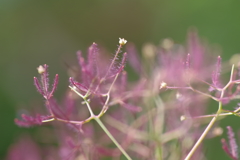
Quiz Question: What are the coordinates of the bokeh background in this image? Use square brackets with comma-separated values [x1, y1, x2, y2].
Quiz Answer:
[1, 1, 240, 159]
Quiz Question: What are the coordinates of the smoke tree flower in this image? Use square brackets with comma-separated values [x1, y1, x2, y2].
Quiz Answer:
[10, 33, 240, 160]
[221, 126, 238, 160]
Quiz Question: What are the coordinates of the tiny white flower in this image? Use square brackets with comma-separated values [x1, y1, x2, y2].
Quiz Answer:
[212, 127, 223, 136]
[119, 38, 127, 45]
[37, 65, 45, 74]
[72, 86, 77, 90]
[176, 92, 183, 100]
[160, 81, 167, 89]
[180, 115, 186, 121]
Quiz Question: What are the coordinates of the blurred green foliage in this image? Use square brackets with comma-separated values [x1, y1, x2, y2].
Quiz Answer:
[1, 1, 240, 159]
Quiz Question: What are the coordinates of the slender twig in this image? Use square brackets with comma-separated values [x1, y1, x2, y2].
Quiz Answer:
[68, 66, 132, 160]
[94, 117, 132, 160]
[166, 86, 218, 101]
[185, 64, 235, 160]
[183, 111, 239, 120]
[69, 86, 95, 116]
[184, 102, 222, 160]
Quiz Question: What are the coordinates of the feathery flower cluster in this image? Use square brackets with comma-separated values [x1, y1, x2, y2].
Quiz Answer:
[10, 33, 240, 160]
[221, 126, 238, 160]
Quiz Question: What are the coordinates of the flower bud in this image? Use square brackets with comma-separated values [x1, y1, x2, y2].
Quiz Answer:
[119, 38, 127, 45]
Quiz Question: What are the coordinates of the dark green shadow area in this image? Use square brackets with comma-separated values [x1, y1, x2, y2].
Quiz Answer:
[0, 86, 17, 159]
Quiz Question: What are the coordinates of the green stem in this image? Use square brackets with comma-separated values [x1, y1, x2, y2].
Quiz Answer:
[154, 96, 164, 160]
[184, 65, 235, 160]
[184, 102, 222, 160]
[94, 117, 132, 160]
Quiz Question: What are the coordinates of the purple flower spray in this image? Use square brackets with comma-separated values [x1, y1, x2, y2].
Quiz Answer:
[12, 33, 240, 160]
